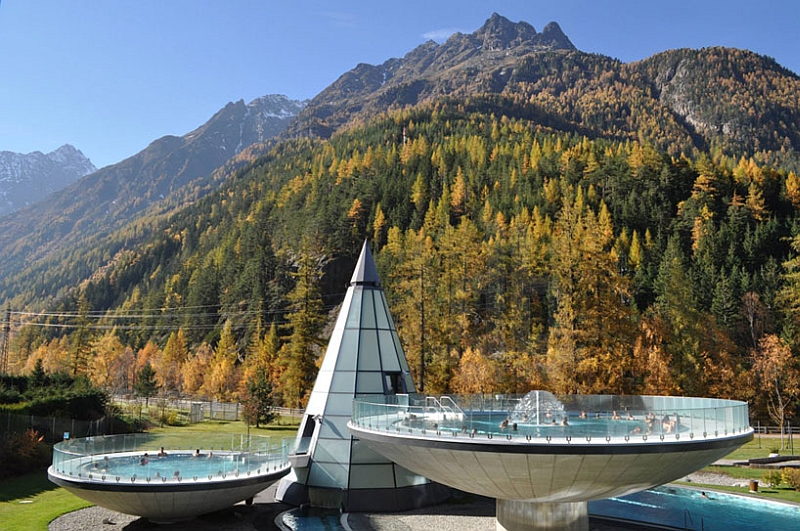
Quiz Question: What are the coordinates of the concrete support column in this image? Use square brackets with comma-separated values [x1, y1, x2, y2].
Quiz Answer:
[496, 499, 588, 531]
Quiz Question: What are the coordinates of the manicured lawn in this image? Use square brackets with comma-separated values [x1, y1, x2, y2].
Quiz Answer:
[0, 471, 91, 531]
[1, 417, 300, 531]
[143, 418, 300, 450]
[683, 434, 800, 504]
[722, 433, 798, 461]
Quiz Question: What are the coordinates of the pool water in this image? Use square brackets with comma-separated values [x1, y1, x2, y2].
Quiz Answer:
[281, 508, 345, 530]
[278, 487, 799, 531]
[81, 452, 266, 480]
[590, 485, 800, 530]
[403, 413, 664, 438]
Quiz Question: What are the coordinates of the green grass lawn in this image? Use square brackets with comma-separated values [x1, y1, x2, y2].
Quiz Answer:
[0, 471, 91, 531]
[141, 417, 300, 451]
[0, 417, 300, 531]
[722, 433, 798, 461]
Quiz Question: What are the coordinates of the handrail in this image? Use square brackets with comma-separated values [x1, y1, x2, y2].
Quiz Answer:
[425, 396, 465, 420]
[50, 433, 293, 485]
[351, 394, 752, 445]
[439, 395, 465, 417]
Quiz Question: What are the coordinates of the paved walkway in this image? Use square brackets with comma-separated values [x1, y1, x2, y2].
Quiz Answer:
[50, 484, 661, 531]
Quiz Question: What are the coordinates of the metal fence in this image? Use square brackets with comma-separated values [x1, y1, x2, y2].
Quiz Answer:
[111, 395, 303, 423]
[1, 412, 110, 443]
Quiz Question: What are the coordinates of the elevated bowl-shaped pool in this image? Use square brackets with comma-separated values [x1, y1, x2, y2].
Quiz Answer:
[349, 393, 753, 531]
[48, 432, 292, 523]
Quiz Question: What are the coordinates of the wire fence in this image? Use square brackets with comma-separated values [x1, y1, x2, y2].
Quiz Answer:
[110, 395, 303, 423]
[2, 397, 302, 445]
[1, 412, 111, 443]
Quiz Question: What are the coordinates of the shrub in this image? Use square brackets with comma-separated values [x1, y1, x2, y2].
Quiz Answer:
[782, 468, 800, 490]
[159, 409, 183, 427]
[0, 384, 23, 404]
[763, 469, 783, 487]
[0, 429, 50, 479]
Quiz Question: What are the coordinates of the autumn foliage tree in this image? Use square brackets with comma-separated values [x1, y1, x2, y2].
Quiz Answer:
[752, 334, 800, 448]
[276, 243, 327, 408]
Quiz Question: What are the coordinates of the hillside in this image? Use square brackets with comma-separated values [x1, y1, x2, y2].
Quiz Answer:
[290, 15, 800, 171]
[1, 14, 799, 417]
[0, 95, 305, 308]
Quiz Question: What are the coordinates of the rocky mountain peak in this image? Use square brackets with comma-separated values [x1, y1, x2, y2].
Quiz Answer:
[540, 21, 575, 50]
[475, 13, 538, 50]
[0, 144, 95, 217]
[474, 13, 574, 51]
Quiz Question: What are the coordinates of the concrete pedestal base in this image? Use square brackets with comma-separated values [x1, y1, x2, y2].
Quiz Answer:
[496, 499, 588, 531]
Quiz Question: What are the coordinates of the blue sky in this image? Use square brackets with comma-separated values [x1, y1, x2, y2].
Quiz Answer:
[1, 0, 798, 169]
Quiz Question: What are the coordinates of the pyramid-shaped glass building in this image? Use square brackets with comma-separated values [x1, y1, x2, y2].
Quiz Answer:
[276, 241, 448, 511]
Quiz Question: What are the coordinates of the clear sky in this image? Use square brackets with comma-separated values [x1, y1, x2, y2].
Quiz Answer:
[1, 0, 798, 169]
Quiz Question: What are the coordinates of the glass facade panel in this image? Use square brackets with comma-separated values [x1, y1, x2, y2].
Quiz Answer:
[394, 465, 429, 487]
[323, 393, 357, 416]
[357, 329, 381, 370]
[356, 371, 385, 394]
[312, 439, 351, 464]
[375, 293, 391, 330]
[402, 373, 416, 394]
[349, 464, 396, 488]
[345, 288, 363, 329]
[379, 330, 401, 371]
[330, 370, 356, 393]
[335, 330, 360, 372]
[318, 416, 352, 439]
[361, 289, 376, 329]
[394, 334, 410, 371]
[309, 461, 349, 488]
[350, 440, 392, 464]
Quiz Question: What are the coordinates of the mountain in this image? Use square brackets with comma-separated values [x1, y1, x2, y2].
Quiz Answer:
[289, 14, 800, 170]
[2, 13, 800, 316]
[3, 14, 800, 414]
[0, 95, 306, 307]
[0, 144, 95, 217]
[287, 13, 576, 139]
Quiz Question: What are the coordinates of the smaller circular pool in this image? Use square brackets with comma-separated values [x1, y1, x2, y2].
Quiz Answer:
[48, 433, 292, 523]
[75, 451, 267, 482]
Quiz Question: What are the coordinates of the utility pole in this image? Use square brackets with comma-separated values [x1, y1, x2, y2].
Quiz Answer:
[0, 307, 10, 374]
[419, 264, 425, 394]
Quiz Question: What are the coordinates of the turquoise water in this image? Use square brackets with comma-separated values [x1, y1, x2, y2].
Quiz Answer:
[404, 413, 657, 438]
[279, 487, 799, 530]
[281, 509, 344, 530]
[80, 452, 266, 479]
[590, 485, 800, 530]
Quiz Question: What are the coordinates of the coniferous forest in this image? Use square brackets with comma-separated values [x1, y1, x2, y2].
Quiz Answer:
[2, 50, 800, 428]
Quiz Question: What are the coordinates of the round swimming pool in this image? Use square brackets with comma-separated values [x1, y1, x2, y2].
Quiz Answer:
[48, 433, 292, 522]
[403, 413, 668, 439]
[76, 451, 267, 482]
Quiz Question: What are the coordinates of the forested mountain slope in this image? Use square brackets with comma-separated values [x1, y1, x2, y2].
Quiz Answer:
[9, 98, 800, 415]
[3, 15, 800, 420]
[0, 95, 305, 309]
[291, 15, 800, 172]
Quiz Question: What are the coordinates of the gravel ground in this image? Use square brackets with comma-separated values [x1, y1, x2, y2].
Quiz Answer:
[49, 484, 289, 531]
[51, 473, 742, 531]
[683, 471, 750, 488]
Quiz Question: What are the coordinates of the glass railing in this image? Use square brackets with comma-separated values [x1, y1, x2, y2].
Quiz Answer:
[50, 432, 292, 485]
[350, 394, 752, 444]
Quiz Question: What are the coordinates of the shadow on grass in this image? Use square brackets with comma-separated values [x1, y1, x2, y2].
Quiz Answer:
[0, 470, 58, 503]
